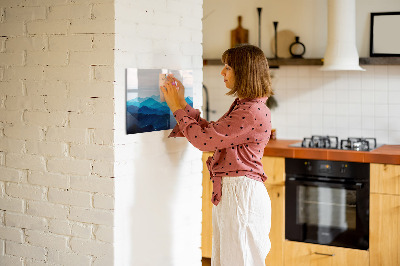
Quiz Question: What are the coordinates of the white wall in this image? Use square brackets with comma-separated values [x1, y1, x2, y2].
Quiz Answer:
[0, 0, 115, 265]
[203, 0, 400, 144]
[113, 0, 203, 265]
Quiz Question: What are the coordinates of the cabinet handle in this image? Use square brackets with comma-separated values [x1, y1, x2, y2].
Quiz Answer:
[314, 252, 335, 257]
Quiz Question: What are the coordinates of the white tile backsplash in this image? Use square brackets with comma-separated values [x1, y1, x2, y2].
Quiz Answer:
[204, 65, 400, 144]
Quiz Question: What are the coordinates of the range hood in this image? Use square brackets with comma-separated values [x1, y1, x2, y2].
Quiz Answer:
[320, 0, 365, 71]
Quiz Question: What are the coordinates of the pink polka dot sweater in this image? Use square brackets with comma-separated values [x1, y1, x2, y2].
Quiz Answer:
[168, 97, 272, 206]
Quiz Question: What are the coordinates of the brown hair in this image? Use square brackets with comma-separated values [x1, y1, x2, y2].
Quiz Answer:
[221, 44, 273, 99]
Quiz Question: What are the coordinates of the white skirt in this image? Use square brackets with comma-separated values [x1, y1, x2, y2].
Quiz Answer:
[212, 176, 271, 266]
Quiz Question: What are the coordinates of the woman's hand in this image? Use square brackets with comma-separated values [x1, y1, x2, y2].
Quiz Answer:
[160, 78, 184, 113]
[170, 76, 187, 108]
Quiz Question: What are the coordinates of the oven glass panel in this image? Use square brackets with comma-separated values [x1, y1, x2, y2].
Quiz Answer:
[297, 186, 357, 230]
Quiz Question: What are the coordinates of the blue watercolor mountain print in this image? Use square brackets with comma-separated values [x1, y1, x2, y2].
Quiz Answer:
[127, 96, 193, 134]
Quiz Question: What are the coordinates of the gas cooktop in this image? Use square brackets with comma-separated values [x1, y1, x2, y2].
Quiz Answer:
[289, 135, 383, 151]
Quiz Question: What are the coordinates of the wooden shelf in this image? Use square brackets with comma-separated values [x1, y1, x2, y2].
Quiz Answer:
[203, 57, 400, 67]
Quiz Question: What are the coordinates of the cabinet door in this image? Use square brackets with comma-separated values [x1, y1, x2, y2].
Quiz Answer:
[370, 193, 400, 266]
[284, 241, 369, 266]
[202, 152, 213, 258]
[262, 156, 285, 186]
[370, 164, 400, 195]
[264, 184, 284, 266]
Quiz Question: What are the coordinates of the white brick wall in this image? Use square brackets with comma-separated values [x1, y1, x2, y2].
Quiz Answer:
[0, 0, 115, 265]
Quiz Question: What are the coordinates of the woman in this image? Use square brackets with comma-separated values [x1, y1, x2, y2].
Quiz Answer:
[161, 44, 273, 266]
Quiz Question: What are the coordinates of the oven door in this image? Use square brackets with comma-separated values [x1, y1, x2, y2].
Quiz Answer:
[285, 177, 369, 250]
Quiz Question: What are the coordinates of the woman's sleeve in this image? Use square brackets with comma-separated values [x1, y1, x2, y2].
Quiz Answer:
[168, 104, 211, 138]
[171, 106, 257, 152]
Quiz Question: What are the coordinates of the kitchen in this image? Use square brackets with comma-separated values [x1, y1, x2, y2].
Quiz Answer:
[201, 0, 400, 265]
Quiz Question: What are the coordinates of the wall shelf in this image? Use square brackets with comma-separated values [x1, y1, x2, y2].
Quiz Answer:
[203, 57, 400, 67]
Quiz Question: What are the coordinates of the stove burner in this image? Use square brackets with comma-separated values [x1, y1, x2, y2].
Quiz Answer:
[340, 137, 377, 151]
[301, 135, 339, 149]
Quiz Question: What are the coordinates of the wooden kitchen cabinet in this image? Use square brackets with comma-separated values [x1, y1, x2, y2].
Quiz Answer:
[201, 154, 286, 266]
[370, 163, 400, 266]
[284, 241, 369, 266]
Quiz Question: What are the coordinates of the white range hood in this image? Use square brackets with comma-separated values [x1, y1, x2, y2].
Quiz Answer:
[320, 0, 365, 71]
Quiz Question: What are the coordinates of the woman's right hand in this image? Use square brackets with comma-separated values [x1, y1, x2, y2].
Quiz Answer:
[168, 75, 187, 108]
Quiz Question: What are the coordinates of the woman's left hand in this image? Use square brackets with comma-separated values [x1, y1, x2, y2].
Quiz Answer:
[160, 77, 184, 113]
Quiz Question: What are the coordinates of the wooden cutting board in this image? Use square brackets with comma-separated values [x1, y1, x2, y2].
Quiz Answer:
[231, 16, 249, 48]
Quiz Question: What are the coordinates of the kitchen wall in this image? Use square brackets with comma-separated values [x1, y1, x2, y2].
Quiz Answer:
[203, 0, 400, 144]
[113, 0, 203, 266]
[0, 0, 115, 265]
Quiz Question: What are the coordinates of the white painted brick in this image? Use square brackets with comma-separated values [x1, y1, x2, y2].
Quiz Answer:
[48, 219, 71, 236]
[92, 3, 114, 20]
[70, 144, 114, 161]
[24, 259, 48, 266]
[181, 42, 202, 56]
[4, 125, 43, 141]
[43, 96, 81, 112]
[92, 160, 113, 177]
[70, 237, 113, 257]
[47, 249, 91, 266]
[69, 81, 114, 98]
[27, 21, 69, 35]
[4, 96, 47, 111]
[92, 34, 114, 50]
[71, 222, 92, 239]
[94, 225, 112, 243]
[25, 229, 68, 251]
[46, 127, 88, 144]
[70, 175, 113, 194]
[69, 19, 114, 34]
[27, 200, 69, 219]
[6, 183, 46, 201]
[0, 52, 24, 66]
[28, 171, 69, 189]
[0, 153, 5, 166]
[49, 35, 93, 52]
[78, 98, 115, 114]
[5, 212, 48, 231]
[48, 188, 91, 208]
[24, 111, 68, 127]
[6, 241, 46, 261]
[93, 66, 114, 81]
[0, 110, 23, 125]
[47, 158, 92, 176]
[4, 6, 46, 22]
[0, 226, 23, 243]
[26, 51, 68, 66]
[69, 51, 113, 66]
[44, 66, 91, 82]
[0, 110, 23, 124]
[0, 197, 24, 213]
[93, 194, 113, 210]
[21, 0, 69, 6]
[69, 113, 114, 129]
[3, 66, 44, 81]
[6, 153, 46, 171]
[0, 37, 5, 52]
[0, 211, 4, 226]
[5, 36, 47, 52]
[0, 138, 25, 155]
[26, 140, 67, 157]
[0, 81, 24, 96]
[48, 4, 91, 20]
[0, 22, 24, 36]
[93, 252, 113, 266]
[25, 80, 67, 97]
[0, 255, 23, 266]
[69, 207, 113, 226]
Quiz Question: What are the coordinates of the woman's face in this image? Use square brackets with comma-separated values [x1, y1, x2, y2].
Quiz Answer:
[220, 64, 235, 89]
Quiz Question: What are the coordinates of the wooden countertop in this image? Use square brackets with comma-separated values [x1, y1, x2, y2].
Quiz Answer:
[263, 139, 400, 165]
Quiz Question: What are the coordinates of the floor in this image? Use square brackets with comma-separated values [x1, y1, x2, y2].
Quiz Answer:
[202, 257, 211, 266]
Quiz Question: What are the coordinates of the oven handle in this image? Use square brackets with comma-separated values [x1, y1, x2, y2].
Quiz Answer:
[314, 252, 335, 257]
[286, 177, 364, 189]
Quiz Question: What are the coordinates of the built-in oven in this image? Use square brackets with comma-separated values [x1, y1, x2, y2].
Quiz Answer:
[285, 158, 369, 250]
